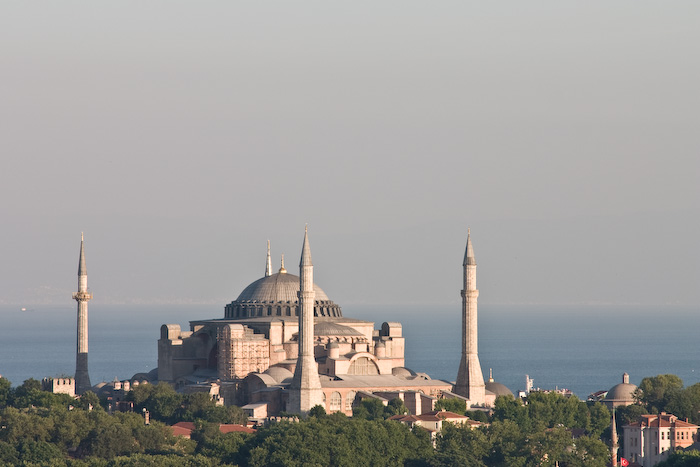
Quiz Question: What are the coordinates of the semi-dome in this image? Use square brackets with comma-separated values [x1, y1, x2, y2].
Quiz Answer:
[264, 366, 293, 384]
[313, 322, 363, 337]
[224, 270, 342, 319]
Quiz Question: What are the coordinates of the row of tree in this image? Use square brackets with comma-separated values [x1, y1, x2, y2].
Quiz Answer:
[4, 374, 700, 466]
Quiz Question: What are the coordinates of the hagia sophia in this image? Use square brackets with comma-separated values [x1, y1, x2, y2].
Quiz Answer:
[72, 228, 517, 416]
[154, 228, 512, 416]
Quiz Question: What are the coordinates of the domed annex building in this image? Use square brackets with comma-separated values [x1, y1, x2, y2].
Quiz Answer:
[158, 230, 500, 416]
[602, 373, 638, 409]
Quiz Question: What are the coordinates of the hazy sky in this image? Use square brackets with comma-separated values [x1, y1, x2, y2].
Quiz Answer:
[1, 2, 698, 308]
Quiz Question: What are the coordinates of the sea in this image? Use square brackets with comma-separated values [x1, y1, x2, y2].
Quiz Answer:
[1, 304, 698, 399]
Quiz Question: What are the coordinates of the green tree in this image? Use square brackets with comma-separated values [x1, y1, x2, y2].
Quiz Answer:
[432, 423, 489, 467]
[435, 397, 467, 414]
[656, 449, 700, 467]
[528, 427, 572, 467]
[129, 383, 184, 423]
[17, 439, 65, 464]
[79, 418, 137, 458]
[486, 420, 529, 467]
[197, 430, 250, 465]
[587, 402, 611, 438]
[79, 391, 102, 411]
[0, 378, 11, 408]
[562, 435, 610, 467]
[637, 374, 684, 414]
[352, 398, 387, 420]
[385, 398, 409, 417]
[308, 405, 326, 418]
[245, 415, 431, 467]
[492, 395, 531, 432]
[0, 440, 19, 465]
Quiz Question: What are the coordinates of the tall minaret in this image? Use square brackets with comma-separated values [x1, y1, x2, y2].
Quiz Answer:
[288, 226, 323, 414]
[265, 240, 272, 277]
[454, 228, 485, 404]
[72, 233, 93, 394]
[611, 408, 619, 467]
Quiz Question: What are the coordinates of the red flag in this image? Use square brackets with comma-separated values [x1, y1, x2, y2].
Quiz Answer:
[620, 458, 629, 467]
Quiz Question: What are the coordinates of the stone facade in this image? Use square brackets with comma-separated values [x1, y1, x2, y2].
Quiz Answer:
[218, 324, 270, 379]
[42, 377, 76, 397]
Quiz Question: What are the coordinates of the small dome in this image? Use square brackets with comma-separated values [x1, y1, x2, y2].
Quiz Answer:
[606, 383, 638, 401]
[264, 366, 293, 384]
[604, 373, 638, 405]
[236, 272, 329, 302]
[486, 381, 514, 397]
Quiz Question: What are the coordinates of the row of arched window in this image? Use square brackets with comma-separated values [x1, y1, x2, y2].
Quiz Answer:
[224, 303, 342, 319]
[324, 390, 356, 412]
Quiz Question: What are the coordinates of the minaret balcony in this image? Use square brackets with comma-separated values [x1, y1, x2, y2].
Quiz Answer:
[73, 292, 93, 300]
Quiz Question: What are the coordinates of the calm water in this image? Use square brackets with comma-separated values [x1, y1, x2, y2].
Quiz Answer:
[1, 304, 698, 399]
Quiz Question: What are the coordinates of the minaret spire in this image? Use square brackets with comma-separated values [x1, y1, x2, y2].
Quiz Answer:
[454, 228, 485, 405]
[611, 408, 619, 467]
[72, 234, 93, 394]
[288, 226, 323, 414]
[265, 240, 272, 277]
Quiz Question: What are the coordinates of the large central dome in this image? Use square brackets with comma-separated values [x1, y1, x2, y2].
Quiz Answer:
[224, 270, 342, 319]
[236, 272, 330, 302]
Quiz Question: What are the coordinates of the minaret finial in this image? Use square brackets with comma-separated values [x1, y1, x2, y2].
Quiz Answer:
[78, 233, 87, 276]
[265, 240, 272, 277]
[463, 228, 476, 266]
[300, 225, 312, 267]
[279, 254, 287, 274]
[489, 368, 494, 382]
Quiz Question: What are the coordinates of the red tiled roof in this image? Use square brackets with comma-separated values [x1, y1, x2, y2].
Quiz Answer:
[170, 422, 254, 436]
[625, 413, 699, 430]
[417, 414, 442, 422]
[173, 421, 196, 431]
[170, 425, 193, 438]
[219, 424, 255, 434]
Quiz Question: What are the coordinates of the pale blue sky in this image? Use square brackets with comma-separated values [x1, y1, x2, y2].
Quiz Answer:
[1, 1, 698, 307]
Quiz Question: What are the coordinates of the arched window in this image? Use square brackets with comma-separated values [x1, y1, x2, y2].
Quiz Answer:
[345, 391, 356, 410]
[347, 357, 379, 375]
[330, 391, 342, 412]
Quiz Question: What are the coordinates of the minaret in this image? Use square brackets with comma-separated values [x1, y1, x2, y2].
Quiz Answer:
[611, 408, 619, 467]
[454, 228, 485, 405]
[265, 240, 272, 277]
[72, 233, 93, 394]
[288, 226, 323, 414]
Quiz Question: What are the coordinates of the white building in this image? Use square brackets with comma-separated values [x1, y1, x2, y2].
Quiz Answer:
[623, 412, 699, 466]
